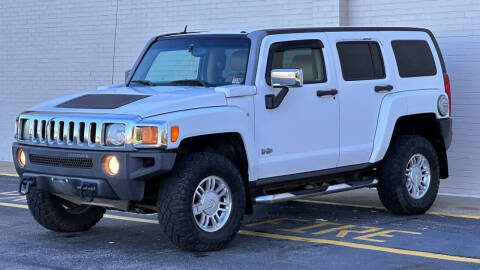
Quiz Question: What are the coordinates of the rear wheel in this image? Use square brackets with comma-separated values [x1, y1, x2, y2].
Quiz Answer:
[377, 135, 440, 215]
[157, 152, 245, 251]
[26, 190, 105, 232]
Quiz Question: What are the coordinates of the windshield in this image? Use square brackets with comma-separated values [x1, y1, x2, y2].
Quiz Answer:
[130, 36, 251, 87]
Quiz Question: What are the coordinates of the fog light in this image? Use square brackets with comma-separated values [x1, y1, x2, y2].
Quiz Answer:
[17, 148, 26, 167]
[103, 155, 119, 176]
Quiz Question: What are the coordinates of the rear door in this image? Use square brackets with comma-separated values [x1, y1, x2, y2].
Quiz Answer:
[326, 32, 396, 167]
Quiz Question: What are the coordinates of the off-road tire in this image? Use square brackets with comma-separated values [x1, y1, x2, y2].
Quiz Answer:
[26, 190, 105, 232]
[377, 135, 440, 215]
[157, 152, 246, 251]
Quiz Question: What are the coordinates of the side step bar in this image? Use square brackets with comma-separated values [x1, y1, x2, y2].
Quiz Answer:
[254, 178, 378, 204]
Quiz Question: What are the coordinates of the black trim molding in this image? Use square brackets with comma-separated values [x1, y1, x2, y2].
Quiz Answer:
[254, 163, 373, 187]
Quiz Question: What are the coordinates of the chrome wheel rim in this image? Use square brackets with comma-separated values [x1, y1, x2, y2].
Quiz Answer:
[192, 176, 232, 232]
[405, 153, 431, 199]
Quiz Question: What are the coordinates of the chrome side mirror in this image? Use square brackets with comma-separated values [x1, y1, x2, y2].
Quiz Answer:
[125, 69, 131, 82]
[271, 69, 303, 88]
[265, 69, 303, 110]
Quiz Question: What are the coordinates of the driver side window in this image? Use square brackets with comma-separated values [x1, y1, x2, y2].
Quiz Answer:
[266, 40, 327, 85]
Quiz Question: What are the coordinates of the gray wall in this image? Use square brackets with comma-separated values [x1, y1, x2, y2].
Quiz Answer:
[1, 0, 479, 194]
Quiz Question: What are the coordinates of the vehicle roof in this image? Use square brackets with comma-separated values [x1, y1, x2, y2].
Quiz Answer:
[153, 26, 445, 73]
[160, 27, 433, 37]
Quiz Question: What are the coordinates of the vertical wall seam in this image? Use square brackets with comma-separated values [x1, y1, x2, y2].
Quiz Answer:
[111, 0, 119, 84]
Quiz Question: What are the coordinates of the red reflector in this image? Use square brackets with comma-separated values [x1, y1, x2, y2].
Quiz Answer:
[443, 73, 452, 116]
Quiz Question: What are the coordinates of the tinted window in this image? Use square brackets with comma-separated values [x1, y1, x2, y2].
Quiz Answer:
[337, 42, 385, 81]
[266, 40, 326, 84]
[391, 40, 437, 78]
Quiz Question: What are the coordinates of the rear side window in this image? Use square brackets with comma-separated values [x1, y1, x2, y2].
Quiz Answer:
[336, 41, 385, 81]
[391, 40, 437, 78]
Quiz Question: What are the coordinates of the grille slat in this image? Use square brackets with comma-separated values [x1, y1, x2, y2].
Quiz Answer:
[78, 122, 85, 144]
[47, 121, 55, 143]
[57, 121, 63, 144]
[41, 120, 46, 142]
[33, 120, 38, 141]
[29, 154, 93, 169]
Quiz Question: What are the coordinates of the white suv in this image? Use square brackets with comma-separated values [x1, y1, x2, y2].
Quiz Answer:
[13, 27, 452, 251]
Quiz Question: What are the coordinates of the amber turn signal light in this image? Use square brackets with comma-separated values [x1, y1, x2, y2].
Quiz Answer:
[141, 126, 158, 144]
[134, 126, 159, 145]
[171, 126, 179, 142]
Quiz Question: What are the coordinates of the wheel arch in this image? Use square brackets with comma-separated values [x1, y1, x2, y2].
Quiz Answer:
[141, 107, 255, 213]
[376, 113, 449, 179]
[370, 90, 449, 179]
[177, 132, 253, 214]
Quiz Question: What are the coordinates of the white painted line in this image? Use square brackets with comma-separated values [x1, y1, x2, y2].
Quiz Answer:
[438, 193, 480, 199]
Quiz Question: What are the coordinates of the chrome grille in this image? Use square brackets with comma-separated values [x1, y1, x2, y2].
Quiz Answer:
[17, 113, 140, 150]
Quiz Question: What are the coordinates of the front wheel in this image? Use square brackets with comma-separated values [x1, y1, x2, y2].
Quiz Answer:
[377, 135, 440, 215]
[157, 152, 246, 251]
[26, 190, 105, 232]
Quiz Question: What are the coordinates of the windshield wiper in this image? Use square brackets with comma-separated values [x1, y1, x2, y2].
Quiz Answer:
[170, 79, 211, 87]
[130, 80, 155, 86]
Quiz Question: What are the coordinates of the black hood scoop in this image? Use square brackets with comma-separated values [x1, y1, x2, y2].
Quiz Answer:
[57, 94, 150, 109]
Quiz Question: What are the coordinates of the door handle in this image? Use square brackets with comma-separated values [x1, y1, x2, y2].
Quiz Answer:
[374, 85, 393, 93]
[317, 89, 338, 98]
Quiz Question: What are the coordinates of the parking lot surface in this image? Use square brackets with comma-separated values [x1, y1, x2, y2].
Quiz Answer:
[0, 175, 479, 270]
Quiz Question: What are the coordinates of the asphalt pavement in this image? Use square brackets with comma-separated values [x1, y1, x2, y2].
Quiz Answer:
[0, 175, 479, 270]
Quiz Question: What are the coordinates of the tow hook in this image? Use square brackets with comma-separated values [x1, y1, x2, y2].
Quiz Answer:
[80, 184, 97, 202]
[18, 177, 36, 195]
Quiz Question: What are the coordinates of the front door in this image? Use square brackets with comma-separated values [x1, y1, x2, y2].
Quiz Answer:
[254, 33, 339, 180]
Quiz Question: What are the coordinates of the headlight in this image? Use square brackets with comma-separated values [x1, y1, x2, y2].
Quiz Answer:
[21, 119, 32, 140]
[105, 124, 126, 146]
[437, 95, 449, 116]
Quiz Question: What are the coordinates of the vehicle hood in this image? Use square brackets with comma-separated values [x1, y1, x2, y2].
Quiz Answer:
[27, 85, 252, 118]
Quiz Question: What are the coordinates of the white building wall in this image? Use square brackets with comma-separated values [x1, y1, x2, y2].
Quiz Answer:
[0, 0, 118, 160]
[1, 0, 479, 193]
[0, 0, 341, 162]
[345, 0, 480, 194]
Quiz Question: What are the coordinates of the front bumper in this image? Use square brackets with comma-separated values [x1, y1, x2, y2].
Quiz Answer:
[12, 143, 176, 201]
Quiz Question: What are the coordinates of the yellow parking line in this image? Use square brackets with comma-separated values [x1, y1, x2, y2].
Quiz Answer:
[427, 211, 480, 220]
[238, 230, 480, 264]
[0, 202, 158, 223]
[296, 199, 480, 220]
[0, 202, 28, 209]
[0, 173, 18, 177]
[0, 201, 479, 264]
